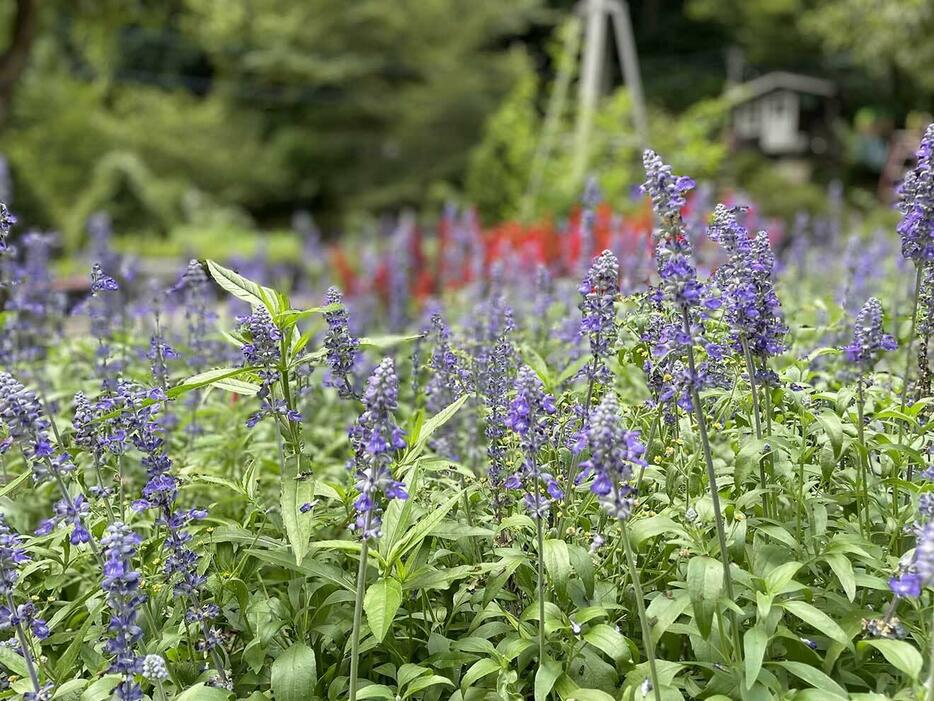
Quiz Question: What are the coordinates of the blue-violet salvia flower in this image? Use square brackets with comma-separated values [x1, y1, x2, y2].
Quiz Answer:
[580, 392, 646, 520]
[101, 522, 145, 701]
[641, 149, 695, 222]
[843, 297, 896, 373]
[323, 286, 360, 399]
[349, 358, 408, 540]
[890, 519, 934, 598]
[0, 203, 14, 254]
[896, 123, 934, 263]
[0, 515, 49, 700]
[709, 205, 787, 360]
[578, 250, 619, 384]
[425, 313, 469, 460]
[505, 366, 559, 518]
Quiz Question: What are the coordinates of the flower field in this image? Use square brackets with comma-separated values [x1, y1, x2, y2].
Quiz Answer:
[0, 133, 933, 701]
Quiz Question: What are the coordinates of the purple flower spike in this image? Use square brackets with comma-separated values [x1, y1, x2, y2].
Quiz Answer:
[349, 358, 408, 540]
[580, 392, 645, 521]
[896, 123, 934, 263]
[843, 297, 896, 373]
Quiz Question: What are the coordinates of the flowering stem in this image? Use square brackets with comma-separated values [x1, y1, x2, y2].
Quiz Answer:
[681, 308, 741, 663]
[348, 527, 370, 701]
[635, 414, 660, 488]
[620, 520, 661, 701]
[900, 264, 924, 483]
[118, 454, 126, 522]
[7, 591, 40, 695]
[197, 616, 229, 687]
[927, 609, 934, 701]
[855, 381, 871, 538]
[49, 465, 102, 563]
[155, 682, 168, 701]
[740, 338, 768, 518]
[535, 508, 546, 665]
[559, 359, 598, 527]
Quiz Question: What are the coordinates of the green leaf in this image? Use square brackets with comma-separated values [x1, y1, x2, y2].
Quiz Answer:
[246, 548, 353, 591]
[567, 543, 595, 598]
[168, 367, 258, 399]
[403, 675, 454, 697]
[461, 658, 502, 690]
[80, 676, 122, 701]
[364, 577, 403, 643]
[358, 334, 422, 350]
[555, 354, 593, 387]
[522, 346, 554, 391]
[398, 664, 429, 690]
[542, 539, 571, 598]
[206, 259, 280, 313]
[175, 684, 233, 701]
[271, 642, 317, 701]
[534, 655, 561, 701]
[734, 438, 771, 489]
[824, 553, 856, 602]
[764, 561, 803, 593]
[860, 639, 923, 680]
[687, 556, 723, 639]
[276, 303, 340, 328]
[583, 624, 631, 665]
[388, 489, 464, 565]
[355, 685, 396, 700]
[629, 515, 682, 547]
[0, 471, 30, 500]
[281, 458, 316, 564]
[54, 599, 105, 680]
[768, 661, 847, 698]
[781, 600, 848, 645]
[815, 411, 844, 459]
[52, 679, 88, 701]
[744, 625, 769, 690]
[405, 395, 469, 461]
[0, 646, 27, 677]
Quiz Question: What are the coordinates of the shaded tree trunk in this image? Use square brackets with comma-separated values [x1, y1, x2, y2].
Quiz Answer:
[0, 0, 37, 128]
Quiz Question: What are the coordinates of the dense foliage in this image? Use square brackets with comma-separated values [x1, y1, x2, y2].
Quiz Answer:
[0, 133, 933, 701]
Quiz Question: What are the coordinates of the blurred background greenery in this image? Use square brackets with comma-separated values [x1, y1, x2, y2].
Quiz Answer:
[0, 0, 933, 251]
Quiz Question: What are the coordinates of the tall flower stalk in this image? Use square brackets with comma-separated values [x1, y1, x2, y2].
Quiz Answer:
[561, 249, 619, 516]
[709, 205, 787, 514]
[843, 297, 897, 535]
[895, 124, 934, 480]
[0, 372, 100, 561]
[105, 381, 228, 686]
[580, 392, 660, 700]
[323, 287, 360, 400]
[641, 150, 741, 661]
[101, 522, 145, 701]
[505, 366, 558, 666]
[348, 359, 408, 701]
[0, 515, 50, 700]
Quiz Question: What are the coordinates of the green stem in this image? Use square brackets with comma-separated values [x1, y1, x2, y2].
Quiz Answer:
[855, 381, 871, 538]
[559, 357, 598, 530]
[900, 264, 924, 483]
[681, 308, 742, 664]
[7, 592, 40, 695]
[928, 604, 934, 701]
[621, 520, 662, 701]
[536, 511, 546, 665]
[635, 415, 660, 489]
[349, 521, 372, 701]
[741, 338, 768, 518]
